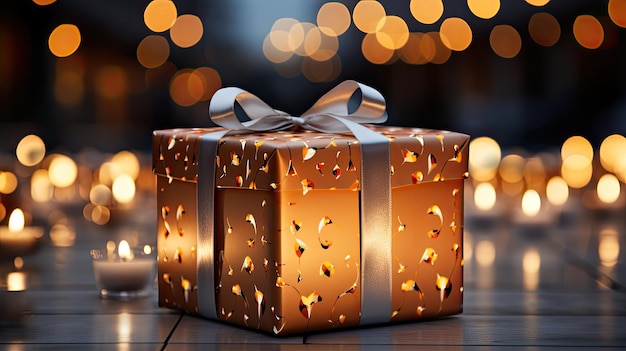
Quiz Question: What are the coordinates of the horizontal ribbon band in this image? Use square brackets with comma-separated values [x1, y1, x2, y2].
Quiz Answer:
[196, 80, 392, 325]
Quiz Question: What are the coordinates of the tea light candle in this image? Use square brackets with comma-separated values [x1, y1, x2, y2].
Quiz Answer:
[0, 209, 44, 257]
[511, 189, 557, 231]
[91, 240, 156, 299]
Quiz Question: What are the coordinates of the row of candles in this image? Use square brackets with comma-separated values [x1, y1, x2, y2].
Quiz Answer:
[466, 134, 625, 227]
[1, 134, 157, 300]
[1, 133, 625, 300]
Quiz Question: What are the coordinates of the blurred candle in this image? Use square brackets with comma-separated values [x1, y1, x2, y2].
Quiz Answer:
[91, 240, 156, 299]
[581, 173, 624, 212]
[512, 190, 557, 229]
[0, 209, 44, 257]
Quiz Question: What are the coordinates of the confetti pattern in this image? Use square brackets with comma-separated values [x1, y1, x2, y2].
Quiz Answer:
[153, 125, 469, 335]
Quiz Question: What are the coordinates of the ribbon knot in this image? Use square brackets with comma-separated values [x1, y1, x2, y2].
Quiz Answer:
[289, 116, 307, 130]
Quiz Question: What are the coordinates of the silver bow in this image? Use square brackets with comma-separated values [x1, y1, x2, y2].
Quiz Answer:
[208, 80, 387, 133]
[197, 80, 392, 326]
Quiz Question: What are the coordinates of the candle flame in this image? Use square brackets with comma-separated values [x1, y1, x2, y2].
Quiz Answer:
[118, 240, 133, 260]
[9, 209, 25, 232]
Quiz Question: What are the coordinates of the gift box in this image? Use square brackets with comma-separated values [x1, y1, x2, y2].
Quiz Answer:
[152, 81, 469, 336]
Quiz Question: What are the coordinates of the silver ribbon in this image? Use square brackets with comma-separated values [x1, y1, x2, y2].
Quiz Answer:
[197, 80, 392, 324]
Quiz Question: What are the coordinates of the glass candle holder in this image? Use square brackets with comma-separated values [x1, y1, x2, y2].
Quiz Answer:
[90, 240, 156, 300]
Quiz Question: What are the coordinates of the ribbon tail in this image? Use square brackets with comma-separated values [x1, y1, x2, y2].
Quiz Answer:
[196, 130, 229, 320]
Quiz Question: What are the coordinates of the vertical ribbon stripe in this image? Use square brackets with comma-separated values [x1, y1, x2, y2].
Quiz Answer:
[341, 121, 392, 325]
[196, 130, 228, 320]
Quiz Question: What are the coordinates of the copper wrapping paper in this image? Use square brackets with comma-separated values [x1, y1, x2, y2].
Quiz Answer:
[153, 126, 469, 335]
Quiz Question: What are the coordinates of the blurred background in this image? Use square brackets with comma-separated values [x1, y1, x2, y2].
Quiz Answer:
[0, 0, 625, 277]
[2, 0, 626, 152]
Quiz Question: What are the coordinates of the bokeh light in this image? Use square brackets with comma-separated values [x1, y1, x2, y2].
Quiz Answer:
[31, 169, 54, 202]
[529, 12, 561, 47]
[170, 14, 204, 48]
[561, 135, 593, 162]
[596, 174, 620, 204]
[0, 171, 18, 195]
[48, 24, 81, 57]
[375, 16, 410, 50]
[137, 35, 170, 69]
[428, 32, 452, 64]
[264, 34, 294, 63]
[561, 155, 593, 189]
[112, 174, 136, 204]
[573, 15, 604, 49]
[32, 0, 57, 5]
[193, 67, 222, 101]
[49, 223, 76, 248]
[521, 189, 541, 217]
[362, 32, 395, 64]
[289, 22, 316, 56]
[270, 18, 299, 53]
[474, 182, 497, 210]
[525, 0, 550, 5]
[468, 0, 500, 19]
[599, 134, 626, 174]
[353, 0, 386, 34]
[475, 240, 496, 267]
[398, 32, 432, 65]
[111, 151, 141, 180]
[469, 136, 501, 182]
[439, 17, 473, 51]
[608, 0, 626, 28]
[90, 184, 112, 206]
[303, 27, 337, 61]
[169, 69, 204, 107]
[144, 0, 177, 33]
[16, 134, 46, 167]
[317, 2, 351, 36]
[410, 0, 444, 25]
[598, 228, 619, 267]
[522, 248, 541, 291]
[524, 156, 546, 190]
[48, 154, 78, 188]
[490, 25, 522, 58]
[499, 154, 525, 183]
[546, 176, 569, 206]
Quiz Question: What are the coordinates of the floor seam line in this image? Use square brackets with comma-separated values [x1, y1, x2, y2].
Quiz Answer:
[161, 313, 184, 351]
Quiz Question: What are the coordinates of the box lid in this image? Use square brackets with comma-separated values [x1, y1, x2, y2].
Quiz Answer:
[153, 126, 469, 191]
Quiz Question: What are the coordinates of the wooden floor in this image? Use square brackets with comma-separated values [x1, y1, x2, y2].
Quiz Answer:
[1, 197, 625, 350]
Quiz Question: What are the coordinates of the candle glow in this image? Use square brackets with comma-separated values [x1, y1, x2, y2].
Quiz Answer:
[521, 190, 541, 217]
[597, 174, 620, 204]
[9, 209, 25, 233]
[118, 240, 133, 260]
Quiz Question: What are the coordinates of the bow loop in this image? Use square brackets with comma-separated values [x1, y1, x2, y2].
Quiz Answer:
[208, 80, 387, 133]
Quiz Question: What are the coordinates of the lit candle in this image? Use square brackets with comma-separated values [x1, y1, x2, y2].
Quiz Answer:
[465, 182, 507, 226]
[91, 240, 156, 299]
[511, 189, 558, 229]
[0, 209, 44, 257]
[581, 173, 624, 213]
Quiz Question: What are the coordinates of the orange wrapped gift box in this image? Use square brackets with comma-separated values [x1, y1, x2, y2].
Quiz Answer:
[152, 81, 469, 335]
